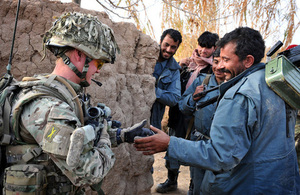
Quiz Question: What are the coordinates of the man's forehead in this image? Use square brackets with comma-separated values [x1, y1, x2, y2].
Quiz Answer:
[221, 42, 237, 54]
[198, 44, 214, 49]
[162, 34, 179, 45]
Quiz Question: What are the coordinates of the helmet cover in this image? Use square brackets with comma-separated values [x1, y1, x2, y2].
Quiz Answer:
[43, 12, 119, 63]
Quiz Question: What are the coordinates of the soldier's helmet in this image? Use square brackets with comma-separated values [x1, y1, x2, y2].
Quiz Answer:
[43, 12, 119, 63]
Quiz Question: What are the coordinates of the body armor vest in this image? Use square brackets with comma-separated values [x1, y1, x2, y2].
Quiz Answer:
[1, 75, 85, 194]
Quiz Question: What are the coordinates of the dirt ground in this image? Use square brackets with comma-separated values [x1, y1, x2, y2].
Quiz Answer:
[151, 152, 190, 195]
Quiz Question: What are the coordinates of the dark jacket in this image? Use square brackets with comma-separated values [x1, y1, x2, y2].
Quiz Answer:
[150, 57, 181, 129]
[168, 64, 212, 138]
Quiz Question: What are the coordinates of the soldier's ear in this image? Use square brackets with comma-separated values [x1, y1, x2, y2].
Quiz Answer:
[73, 49, 85, 63]
[244, 55, 254, 68]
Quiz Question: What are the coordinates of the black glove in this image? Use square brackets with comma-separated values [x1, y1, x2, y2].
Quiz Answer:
[117, 120, 154, 144]
[85, 119, 100, 129]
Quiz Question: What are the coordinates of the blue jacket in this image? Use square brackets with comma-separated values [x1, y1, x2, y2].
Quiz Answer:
[169, 63, 300, 194]
[150, 57, 181, 129]
[179, 73, 219, 137]
[179, 73, 220, 194]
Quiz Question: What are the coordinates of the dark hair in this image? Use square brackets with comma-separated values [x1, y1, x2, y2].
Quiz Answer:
[160, 29, 182, 45]
[217, 27, 265, 64]
[197, 31, 219, 48]
[213, 47, 220, 58]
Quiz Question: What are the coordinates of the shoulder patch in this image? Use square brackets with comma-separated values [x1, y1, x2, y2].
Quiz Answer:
[45, 124, 60, 142]
[42, 122, 74, 158]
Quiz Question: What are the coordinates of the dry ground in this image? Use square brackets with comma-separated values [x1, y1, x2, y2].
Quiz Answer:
[151, 152, 190, 195]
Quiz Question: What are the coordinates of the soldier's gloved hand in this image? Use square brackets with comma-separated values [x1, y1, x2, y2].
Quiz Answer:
[67, 125, 95, 168]
[116, 120, 154, 144]
[86, 119, 101, 132]
[96, 119, 111, 148]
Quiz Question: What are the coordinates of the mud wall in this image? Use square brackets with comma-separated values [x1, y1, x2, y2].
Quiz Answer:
[0, 0, 159, 194]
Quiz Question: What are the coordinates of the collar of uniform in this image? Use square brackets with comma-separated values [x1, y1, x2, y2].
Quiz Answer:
[158, 60, 168, 69]
[218, 63, 265, 101]
[65, 78, 82, 93]
[167, 56, 181, 70]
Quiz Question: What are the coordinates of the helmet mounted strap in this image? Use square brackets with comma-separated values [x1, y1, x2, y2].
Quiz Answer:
[80, 57, 92, 87]
[61, 53, 92, 87]
[61, 53, 83, 78]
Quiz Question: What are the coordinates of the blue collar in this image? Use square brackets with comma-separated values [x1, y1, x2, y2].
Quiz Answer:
[218, 63, 265, 99]
[165, 57, 181, 70]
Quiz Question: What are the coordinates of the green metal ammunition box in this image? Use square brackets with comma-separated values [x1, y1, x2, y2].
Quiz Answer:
[265, 55, 300, 109]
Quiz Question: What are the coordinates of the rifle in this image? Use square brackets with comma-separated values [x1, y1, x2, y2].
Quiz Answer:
[67, 93, 122, 167]
[193, 85, 219, 99]
[196, 95, 219, 110]
[82, 91, 121, 146]
[86, 103, 121, 146]
[194, 85, 220, 110]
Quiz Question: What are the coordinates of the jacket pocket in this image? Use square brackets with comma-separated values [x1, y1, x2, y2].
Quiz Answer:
[158, 69, 172, 90]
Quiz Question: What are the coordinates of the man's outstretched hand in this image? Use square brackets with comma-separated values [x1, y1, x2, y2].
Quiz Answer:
[134, 125, 170, 155]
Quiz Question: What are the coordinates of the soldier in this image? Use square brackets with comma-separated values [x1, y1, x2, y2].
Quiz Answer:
[1, 12, 152, 194]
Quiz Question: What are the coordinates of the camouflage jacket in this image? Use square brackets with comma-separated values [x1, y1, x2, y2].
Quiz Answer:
[11, 74, 115, 187]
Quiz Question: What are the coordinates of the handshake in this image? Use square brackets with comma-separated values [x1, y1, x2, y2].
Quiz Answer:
[87, 118, 155, 147]
[116, 120, 155, 144]
[67, 119, 154, 167]
[84, 103, 154, 146]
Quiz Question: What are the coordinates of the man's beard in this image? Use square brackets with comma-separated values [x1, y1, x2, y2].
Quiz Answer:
[159, 49, 173, 61]
[221, 64, 246, 81]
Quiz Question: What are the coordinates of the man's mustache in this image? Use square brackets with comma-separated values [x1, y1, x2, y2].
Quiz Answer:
[163, 50, 173, 55]
[220, 68, 231, 73]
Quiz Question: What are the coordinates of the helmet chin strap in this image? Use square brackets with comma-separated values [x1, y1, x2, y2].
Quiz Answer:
[61, 53, 92, 87]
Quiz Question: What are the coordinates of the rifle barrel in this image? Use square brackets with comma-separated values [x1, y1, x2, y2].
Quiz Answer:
[196, 95, 219, 109]
[193, 85, 219, 98]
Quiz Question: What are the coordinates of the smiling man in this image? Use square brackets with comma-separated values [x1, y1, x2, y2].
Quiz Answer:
[150, 29, 182, 129]
[136, 27, 300, 194]
[220, 41, 251, 81]
[178, 48, 225, 194]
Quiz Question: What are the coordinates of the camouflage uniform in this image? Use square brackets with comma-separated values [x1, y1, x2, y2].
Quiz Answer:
[5, 75, 115, 194]
[2, 12, 118, 194]
[2, 12, 152, 194]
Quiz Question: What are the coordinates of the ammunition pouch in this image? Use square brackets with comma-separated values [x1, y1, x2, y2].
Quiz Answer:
[4, 145, 75, 194]
[3, 164, 47, 195]
[6, 145, 49, 164]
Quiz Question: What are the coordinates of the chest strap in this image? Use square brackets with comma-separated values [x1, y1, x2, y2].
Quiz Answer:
[6, 145, 49, 164]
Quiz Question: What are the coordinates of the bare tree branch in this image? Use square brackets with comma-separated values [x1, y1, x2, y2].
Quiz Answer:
[107, 0, 141, 10]
[161, 0, 252, 23]
[96, 0, 132, 19]
[90, 0, 298, 58]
